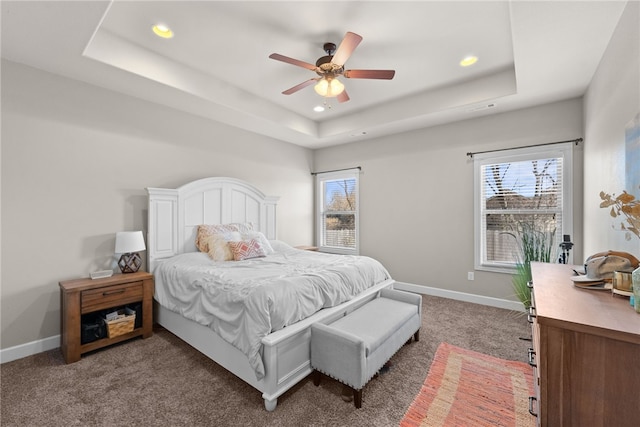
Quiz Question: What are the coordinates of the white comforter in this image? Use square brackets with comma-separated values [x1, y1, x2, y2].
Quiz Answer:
[152, 241, 390, 380]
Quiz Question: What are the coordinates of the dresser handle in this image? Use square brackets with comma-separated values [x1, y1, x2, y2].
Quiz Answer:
[102, 289, 126, 296]
[528, 348, 537, 368]
[528, 396, 538, 417]
[527, 306, 537, 323]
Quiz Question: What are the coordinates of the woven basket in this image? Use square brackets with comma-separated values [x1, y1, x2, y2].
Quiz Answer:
[104, 312, 136, 338]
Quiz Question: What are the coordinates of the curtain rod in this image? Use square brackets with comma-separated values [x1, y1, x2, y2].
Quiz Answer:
[311, 166, 361, 176]
[466, 138, 583, 158]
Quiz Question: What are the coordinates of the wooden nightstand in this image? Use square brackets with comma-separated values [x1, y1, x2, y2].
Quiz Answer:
[59, 271, 154, 363]
[295, 245, 319, 251]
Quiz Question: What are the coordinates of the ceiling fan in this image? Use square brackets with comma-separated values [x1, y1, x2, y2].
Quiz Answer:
[269, 32, 395, 103]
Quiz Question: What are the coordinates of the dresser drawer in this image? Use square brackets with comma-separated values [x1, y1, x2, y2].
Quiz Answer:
[81, 281, 144, 313]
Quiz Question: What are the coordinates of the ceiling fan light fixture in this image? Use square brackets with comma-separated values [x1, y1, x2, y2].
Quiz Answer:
[152, 24, 174, 39]
[314, 77, 345, 97]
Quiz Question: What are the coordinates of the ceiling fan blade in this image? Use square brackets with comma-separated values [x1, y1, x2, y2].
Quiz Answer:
[344, 69, 396, 80]
[337, 90, 350, 103]
[269, 53, 317, 71]
[331, 32, 363, 67]
[282, 78, 318, 95]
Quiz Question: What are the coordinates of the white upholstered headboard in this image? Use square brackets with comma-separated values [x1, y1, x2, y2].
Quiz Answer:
[146, 177, 279, 271]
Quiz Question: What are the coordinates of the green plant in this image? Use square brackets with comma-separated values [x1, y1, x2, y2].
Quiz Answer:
[505, 222, 556, 308]
[512, 261, 533, 308]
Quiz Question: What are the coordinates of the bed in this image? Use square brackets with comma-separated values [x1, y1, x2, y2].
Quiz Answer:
[146, 177, 394, 411]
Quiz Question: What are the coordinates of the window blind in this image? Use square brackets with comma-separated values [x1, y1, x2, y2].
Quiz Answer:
[480, 157, 563, 264]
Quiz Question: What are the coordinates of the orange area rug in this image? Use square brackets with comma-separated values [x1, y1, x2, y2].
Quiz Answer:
[400, 343, 536, 427]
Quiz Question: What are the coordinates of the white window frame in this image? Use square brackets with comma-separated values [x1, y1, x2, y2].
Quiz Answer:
[315, 169, 360, 255]
[473, 143, 574, 273]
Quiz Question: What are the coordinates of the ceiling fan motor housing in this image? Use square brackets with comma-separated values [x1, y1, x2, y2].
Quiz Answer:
[316, 56, 343, 76]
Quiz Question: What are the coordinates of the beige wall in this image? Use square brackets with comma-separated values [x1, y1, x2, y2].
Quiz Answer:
[314, 98, 584, 300]
[1, 60, 314, 349]
[2, 2, 638, 355]
[583, 0, 640, 258]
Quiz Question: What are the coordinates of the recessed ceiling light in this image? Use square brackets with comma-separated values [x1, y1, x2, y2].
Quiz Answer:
[313, 105, 325, 112]
[152, 24, 174, 39]
[460, 55, 478, 67]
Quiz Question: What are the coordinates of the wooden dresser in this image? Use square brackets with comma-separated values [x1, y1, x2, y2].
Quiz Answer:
[529, 262, 640, 427]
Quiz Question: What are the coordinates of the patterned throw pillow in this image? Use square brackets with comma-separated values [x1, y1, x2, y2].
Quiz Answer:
[228, 239, 267, 261]
[195, 223, 254, 252]
[234, 222, 255, 233]
[241, 231, 274, 254]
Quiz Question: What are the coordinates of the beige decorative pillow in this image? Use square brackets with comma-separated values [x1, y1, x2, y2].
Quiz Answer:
[206, 232, 242, 261]
[195, 224, 240, 252]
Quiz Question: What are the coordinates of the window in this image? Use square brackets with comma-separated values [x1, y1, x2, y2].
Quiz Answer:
[316, 169, 359, 255]
[474, 143, 573, 272]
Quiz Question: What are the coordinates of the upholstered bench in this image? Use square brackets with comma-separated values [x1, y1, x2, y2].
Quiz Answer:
[310, 288, 422, 408]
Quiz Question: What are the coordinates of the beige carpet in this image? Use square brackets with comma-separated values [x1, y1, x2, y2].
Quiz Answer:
[1, 295, 531, 426]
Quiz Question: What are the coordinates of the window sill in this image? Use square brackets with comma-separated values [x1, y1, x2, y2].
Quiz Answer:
[474, 264, 517, 275]
[318, 247, 359, 256]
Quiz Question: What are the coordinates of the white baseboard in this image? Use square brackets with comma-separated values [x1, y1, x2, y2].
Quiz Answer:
[0, 335, 60, 364]
[1, 284, 523, 364]
[393, 281, 525, 312]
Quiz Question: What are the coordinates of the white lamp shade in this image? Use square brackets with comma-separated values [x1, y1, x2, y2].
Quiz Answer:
[115, 231, 146, 253]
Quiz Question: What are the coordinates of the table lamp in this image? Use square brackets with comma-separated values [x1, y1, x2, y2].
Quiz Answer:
[115, 231, 146, 273]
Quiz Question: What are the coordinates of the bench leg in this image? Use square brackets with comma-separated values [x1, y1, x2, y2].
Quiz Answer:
[353, 388, 362, 409]
[341, 385, 354, 402]
[312, 370, 321, 386]
[404, 329, 420, 346]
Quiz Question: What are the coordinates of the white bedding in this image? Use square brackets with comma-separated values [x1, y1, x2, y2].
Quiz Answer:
[152, 241, 391, 380]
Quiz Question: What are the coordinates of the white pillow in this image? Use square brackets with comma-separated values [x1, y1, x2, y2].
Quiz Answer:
[269, 240, 296, 253]
[206, 231, 242, 261]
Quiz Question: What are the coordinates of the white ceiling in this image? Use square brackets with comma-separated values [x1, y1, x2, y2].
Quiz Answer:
[1, 1, 628, 149]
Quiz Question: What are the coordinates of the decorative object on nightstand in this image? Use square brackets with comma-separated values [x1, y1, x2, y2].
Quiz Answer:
[90, 269, 113, 280]
[115, 231, 146, 273]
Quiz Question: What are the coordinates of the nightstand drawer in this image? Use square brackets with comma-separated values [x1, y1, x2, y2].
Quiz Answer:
[81, 281, 143, 313]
